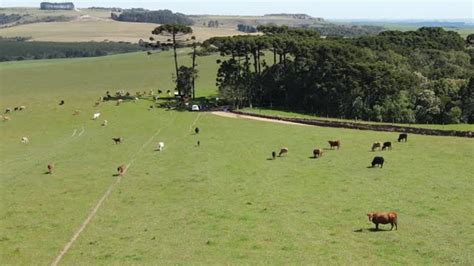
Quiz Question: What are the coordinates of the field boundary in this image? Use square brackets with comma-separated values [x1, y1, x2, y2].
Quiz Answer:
[224, 111, 473, 138]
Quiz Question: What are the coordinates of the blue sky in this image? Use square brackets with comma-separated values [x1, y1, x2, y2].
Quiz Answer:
[1, 0, 472, 20]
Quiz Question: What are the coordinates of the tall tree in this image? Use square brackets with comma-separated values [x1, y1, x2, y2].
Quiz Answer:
[152, 24, 192, 95]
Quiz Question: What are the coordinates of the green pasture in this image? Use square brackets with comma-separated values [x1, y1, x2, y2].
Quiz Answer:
[1, 52, 473, 264]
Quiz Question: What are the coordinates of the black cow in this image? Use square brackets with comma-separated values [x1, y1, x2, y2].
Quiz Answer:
[398, 133, 408, 142]
[371, 156, 384, 168]
[195, 127, 200, 134]
[382, 142, 392, 150]
[272, 151, 276, 160]
[59, 100, 65, 105]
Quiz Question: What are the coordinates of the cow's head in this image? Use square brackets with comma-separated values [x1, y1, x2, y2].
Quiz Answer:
[367, 213, 374, 222]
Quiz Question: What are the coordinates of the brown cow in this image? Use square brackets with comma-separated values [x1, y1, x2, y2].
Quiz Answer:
[328, 140, 341, 150]
[371, 142, 382, 151]
[367, 211, 398, 230]
[47, 163, 54, 174]
[313, 148, 323, 158]
[117, 164, 126, 176]
[278, 147, 288, 157]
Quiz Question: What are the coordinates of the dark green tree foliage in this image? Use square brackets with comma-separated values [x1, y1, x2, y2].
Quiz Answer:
[237, 24, 257, 33]
[151, 24, 193, 95]
[175, 66, 198, 97]
[111, 9, 193, 25]
[208, 26, 473, 124]
[0, 39, 143, 61]
[0, 13, 22, 25]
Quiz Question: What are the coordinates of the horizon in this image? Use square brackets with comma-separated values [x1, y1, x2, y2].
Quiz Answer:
[1, 0, 472, 21]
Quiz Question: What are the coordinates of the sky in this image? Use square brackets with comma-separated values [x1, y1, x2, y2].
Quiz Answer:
[1, 0, 472, 20]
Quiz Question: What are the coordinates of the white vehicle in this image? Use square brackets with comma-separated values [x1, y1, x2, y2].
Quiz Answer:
[191, 105, 200, 111]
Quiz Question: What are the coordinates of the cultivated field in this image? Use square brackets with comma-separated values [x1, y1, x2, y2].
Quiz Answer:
[1, 52, 473, 264]
[0, 8, 259, 43]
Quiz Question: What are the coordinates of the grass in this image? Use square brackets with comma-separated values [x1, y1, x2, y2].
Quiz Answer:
[1, 52, 474, 264]
[240, 108, 474, 131]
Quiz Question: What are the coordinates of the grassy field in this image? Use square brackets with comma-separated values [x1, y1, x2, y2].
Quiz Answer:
[1, 52, 474, 264]
[240, 108, 474, 131]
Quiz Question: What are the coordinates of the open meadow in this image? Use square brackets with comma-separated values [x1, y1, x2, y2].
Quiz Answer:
[1, 51, 473, 264]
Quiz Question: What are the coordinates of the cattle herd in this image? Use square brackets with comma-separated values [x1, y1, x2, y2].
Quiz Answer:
[270, 133, 410, 230]
[6, 90, 411, 231]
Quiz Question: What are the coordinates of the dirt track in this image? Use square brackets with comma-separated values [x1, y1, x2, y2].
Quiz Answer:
[211, 111, 310, 127]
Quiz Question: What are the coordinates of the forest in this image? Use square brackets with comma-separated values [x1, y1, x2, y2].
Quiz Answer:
[111, 9, 193, 25]
[0, 39, 144, 61]
[204, 26, 473, 124]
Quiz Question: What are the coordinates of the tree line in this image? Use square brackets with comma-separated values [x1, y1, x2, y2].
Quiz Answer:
[203, 26, 473, 124]
[0, 39, 144, 61]
[111, 9, 193, 25]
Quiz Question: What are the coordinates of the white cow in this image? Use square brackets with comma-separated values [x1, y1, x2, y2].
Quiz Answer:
[21, 137, 29, 143]
[102, 120, 108, 126]
[157, 142, 165, 151]
[92, 113, 101, 120]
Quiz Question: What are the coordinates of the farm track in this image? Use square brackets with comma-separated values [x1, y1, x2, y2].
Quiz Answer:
[213, 111, 474, 138]
[50, 111, 206, 265]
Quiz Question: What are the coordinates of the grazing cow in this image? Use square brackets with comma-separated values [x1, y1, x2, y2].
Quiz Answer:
[272, 151, 276, 160]
[328, 140, 341, 150]
[371, 142, 382, 152]
[102, 120, 108, 126]
[398, 133, 408, 142]
[195, 127, 200, 134]
[92, 113, 101, 120]
[3, 115, 10, 121]
[117, 164, 126, 176]
[313, 148, 323, 158]
[21, 137, 29, 144]
[158, 90, 162, 94]
[73, 110, 80, 115]
[278, 147, 289, 157]
[367, 212, 398, 230]
[4, 108, 11, 114]
[197, 140, 200, 147]
[19, 106, 26, 111]
[382, 142, 392, 151]
[59, 100, 65, 105]
[112, 137, 122, 144]
[14, 107, 19, 111]
[157, 142, 165, 151]
[47, 164, 54, 174]
[371, 156, 384, 168]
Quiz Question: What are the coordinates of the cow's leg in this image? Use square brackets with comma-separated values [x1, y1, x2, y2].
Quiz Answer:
[390, 223, 394, 230]
[375, 223, 379, 230]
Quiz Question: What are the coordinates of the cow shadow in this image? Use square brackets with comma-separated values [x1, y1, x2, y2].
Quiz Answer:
[353, 228, 391, 233]
[266, 158, 275, 161]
